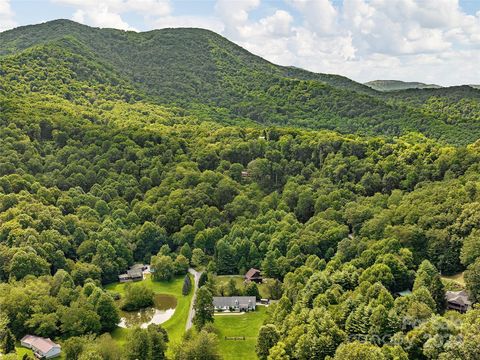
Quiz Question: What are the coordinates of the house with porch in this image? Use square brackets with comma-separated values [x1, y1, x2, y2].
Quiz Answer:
[446, 290, 471, 312]
[213, 296, 256, 312]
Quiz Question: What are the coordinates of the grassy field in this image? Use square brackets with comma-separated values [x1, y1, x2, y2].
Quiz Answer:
[213, 306, 268, 360]
[441, 272, 466, 289]
[441, 272, 465, 285]
[216, 275, 270, 299]
[106, 274, 193, 355]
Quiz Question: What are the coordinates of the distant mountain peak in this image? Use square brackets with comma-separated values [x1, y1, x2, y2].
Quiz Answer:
[365, 80, 442, 91]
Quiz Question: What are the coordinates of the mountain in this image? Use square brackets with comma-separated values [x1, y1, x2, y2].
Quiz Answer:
[365, 79, 442, 91]
[1, 19, 480, 145]
[4, 19, 480, 360]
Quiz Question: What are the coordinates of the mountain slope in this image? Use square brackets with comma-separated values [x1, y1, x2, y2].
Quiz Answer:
[1, 20, 480, 145]
[365, 80, 442, 91]
[0, 20, 374, 95]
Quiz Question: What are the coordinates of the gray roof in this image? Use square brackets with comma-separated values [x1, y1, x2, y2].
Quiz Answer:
[446, 290, 471, 306]
[127, 269, 143, 277]
[213, 296, 256, 308]
[130, 264, 145, 271]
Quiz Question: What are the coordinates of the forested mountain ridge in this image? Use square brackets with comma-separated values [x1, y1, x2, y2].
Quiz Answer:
[2, 19, 480, 360]
[365, 80, 442, 91]
[1, 19, 480, 145]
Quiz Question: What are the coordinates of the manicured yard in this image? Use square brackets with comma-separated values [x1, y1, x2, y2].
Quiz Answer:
[213, 306, 268, 359]
[106, 274, 193, 355]
[216, 275, 270, 299]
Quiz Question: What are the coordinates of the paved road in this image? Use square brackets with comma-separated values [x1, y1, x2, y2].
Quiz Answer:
[186, 268, 202, 330]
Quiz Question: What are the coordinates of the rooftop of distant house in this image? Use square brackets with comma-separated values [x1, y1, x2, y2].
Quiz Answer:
[446, 290, 471, 306]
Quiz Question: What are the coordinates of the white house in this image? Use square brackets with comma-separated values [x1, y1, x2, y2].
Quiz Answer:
[213, 296, 256, 312]
[20, 335, 61, 359]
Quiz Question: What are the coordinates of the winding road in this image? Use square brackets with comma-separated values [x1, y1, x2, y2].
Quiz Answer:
[185, 268, 202, 330]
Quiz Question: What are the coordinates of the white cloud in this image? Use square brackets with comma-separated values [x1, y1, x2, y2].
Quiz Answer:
[46, 0, 480, 85]
[288, 0, 338, 34]
[52, 0, 172, 30]
[149, 15, 224, 33]
[124, 0, 171, 17]
[215, 0, 260, 36]
[0, 0, 16, 32]
[235, 10, 294, 39]
[71, 5, 135, 31]
[210, 0, 480, 85]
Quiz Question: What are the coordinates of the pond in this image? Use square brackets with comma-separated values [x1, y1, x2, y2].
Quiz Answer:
[118, 294, 177, 329]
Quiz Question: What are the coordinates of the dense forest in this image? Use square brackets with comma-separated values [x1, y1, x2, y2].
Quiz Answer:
[1, 20, 480, 360]
[2, 20, 480, 145]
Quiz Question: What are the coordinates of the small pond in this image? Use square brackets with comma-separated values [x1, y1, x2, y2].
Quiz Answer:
[118, 294, 177, 329]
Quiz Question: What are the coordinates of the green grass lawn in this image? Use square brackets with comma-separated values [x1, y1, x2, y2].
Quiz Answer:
[216, 275, 270, 299]
[441, 272, 465, 286]
[11, 343, 33, 359]
[213, 306, 268, 360]
[106, 274, 193, 356]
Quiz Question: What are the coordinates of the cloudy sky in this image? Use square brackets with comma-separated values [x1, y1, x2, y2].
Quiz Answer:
[1, 0, 480, 86]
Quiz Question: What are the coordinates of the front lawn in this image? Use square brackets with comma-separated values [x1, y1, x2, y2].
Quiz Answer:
[213, 306, 268, 360]
[106, 274, 193, 354]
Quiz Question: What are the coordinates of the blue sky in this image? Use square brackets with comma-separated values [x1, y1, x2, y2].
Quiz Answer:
[1, 0, 480, 85]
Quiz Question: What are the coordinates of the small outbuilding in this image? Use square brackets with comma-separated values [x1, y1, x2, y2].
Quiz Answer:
[446, 290, 471, 312]
[245, 268, 262, 283]
[213, 296, 256, 312]
[21, 335, 61, 359]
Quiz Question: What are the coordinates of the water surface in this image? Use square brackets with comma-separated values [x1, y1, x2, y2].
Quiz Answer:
[118, 294, 177, 328]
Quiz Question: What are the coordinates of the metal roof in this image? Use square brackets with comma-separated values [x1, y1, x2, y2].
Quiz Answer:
[213, 296, 256, 308]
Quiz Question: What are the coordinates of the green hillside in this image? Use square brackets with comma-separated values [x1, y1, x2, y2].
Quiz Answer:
[3, 19, 480, 360]
[1, 20, 480, 145]
[365, 79, 442, 91]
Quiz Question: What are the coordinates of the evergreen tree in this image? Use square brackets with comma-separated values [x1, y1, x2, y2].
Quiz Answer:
[244, 282, 260, 300]
[180, 243, 192, 260]
[256, 324, 280, 360]
[198, 272, 208, 288]
[193, 286, 214, 331]
[216, 241, 236, 274]
[182, 274, 192, 296]
[345, 304, 371, 336]
[413, 260, 446, 312]
[0, 328, 16, 354]
[465, 258, 480, 302]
